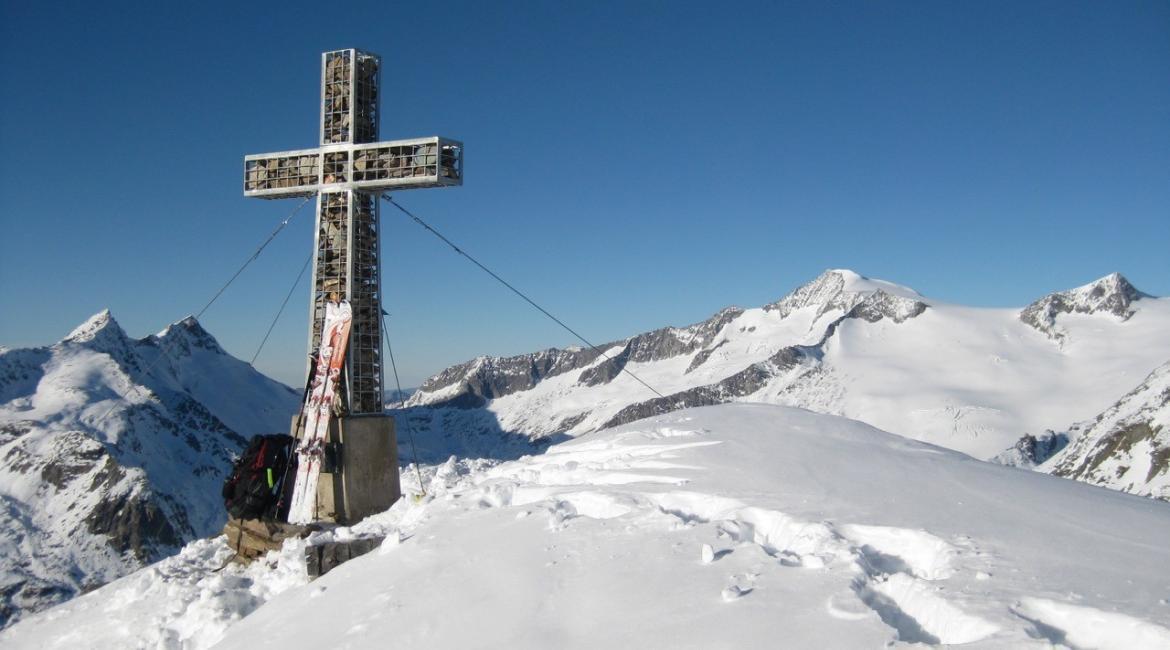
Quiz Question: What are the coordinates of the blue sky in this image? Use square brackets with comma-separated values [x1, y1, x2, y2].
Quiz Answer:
[1, 1, 1167, 388]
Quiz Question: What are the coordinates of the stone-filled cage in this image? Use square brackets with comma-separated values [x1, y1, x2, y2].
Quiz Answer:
[322, 49, 380, 145]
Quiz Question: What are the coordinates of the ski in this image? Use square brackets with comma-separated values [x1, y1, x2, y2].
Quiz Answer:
[287, 300, 353, 525]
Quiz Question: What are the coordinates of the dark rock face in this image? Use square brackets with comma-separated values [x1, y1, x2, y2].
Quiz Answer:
[846, 290, 928, 324]
[1020, 273, 1145, 340]
[39, 433, 105, 489]
[1054, 419, 1168, 488]
[413, 307, 745, 408]
[685, 341, 726, 374]
[994, 431, 1070, 468]
[624, 307, 745, 364]
[0, 349, 50, 404]
[84, 486, 184, 559]
[417, 347, 606, 407]
[602, 346, 813, 430]
[579, 345, 631, 387]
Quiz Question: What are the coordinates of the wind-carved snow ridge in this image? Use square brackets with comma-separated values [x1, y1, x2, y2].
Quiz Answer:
[1013, 597, 1170, 650]
[8, 404, 1170, 649]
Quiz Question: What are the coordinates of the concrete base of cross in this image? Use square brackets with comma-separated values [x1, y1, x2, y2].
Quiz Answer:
[292, 413, 402, 525]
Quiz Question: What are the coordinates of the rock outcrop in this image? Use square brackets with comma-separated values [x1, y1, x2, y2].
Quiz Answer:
[1043, 360, 1170, 501]
[1020, 272, 1147, 341]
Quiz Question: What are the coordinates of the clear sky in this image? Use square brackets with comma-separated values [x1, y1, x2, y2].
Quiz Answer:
[1, 1, 1168, 388]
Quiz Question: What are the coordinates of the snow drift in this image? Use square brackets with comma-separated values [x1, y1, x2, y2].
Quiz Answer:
[5, 404, 1169, 649]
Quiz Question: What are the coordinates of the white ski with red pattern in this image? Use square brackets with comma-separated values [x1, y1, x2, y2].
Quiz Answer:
[287, 300, 352, 525]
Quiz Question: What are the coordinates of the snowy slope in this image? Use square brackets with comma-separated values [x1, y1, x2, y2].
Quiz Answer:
[6, 404, 1170, 649]
[0, 311, 298, 628]
[1041, 360, 1170, 500]
[407, 270, 1170, 462]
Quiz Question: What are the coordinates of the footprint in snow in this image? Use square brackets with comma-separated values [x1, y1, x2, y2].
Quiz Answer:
[722, 585, 752, 601]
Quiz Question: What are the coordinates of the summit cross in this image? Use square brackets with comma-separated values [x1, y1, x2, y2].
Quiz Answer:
[244, 48, 462, 415]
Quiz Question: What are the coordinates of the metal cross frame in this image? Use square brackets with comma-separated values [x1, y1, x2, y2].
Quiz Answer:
[244, 48, 463, 415]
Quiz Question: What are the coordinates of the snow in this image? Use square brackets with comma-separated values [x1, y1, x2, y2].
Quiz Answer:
[0, 538, 309, 649]
[7, 403, 1170, 649]
[1015, 597, 1170, 650]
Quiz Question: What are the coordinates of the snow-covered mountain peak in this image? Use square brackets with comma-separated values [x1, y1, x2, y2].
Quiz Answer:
[63, 309, 125, 345]
[1020, 272, 1153, 339]
[58, 309, 142, 366]
[826, 268, 925, 298]
[151, 315, 226, 356]
[1063, 272, 1147, 309]
[765, 269, 927, 319]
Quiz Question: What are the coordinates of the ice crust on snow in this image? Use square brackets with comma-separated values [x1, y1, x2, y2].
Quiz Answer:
[8, 404, 1170, 649]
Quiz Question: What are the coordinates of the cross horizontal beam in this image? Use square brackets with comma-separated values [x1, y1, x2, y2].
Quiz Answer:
[244, 136, 463, 199]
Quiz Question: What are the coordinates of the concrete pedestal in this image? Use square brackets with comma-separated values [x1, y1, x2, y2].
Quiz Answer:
[290, 413, 401, 525]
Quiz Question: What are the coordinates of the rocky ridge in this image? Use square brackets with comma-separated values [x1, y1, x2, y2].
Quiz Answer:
[404, 269, 1170, 481]
[1020, 272, 1147, 341]
[1040, 360, 1170, 501]
[410, 270, 929, 414]
[414, 306, 747, 409]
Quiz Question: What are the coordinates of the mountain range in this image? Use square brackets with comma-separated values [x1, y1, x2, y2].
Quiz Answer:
[0, 311, 297, 628]
[404, 270, 1170, 497]
[2, 269, 1167, 631]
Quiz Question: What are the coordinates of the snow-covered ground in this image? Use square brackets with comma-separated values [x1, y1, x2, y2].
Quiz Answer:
[7, 404, 1169, 649]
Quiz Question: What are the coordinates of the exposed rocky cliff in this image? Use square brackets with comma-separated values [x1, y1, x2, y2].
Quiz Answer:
[1041, 360, 1170, 501]
[413, 306, 746, 409]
